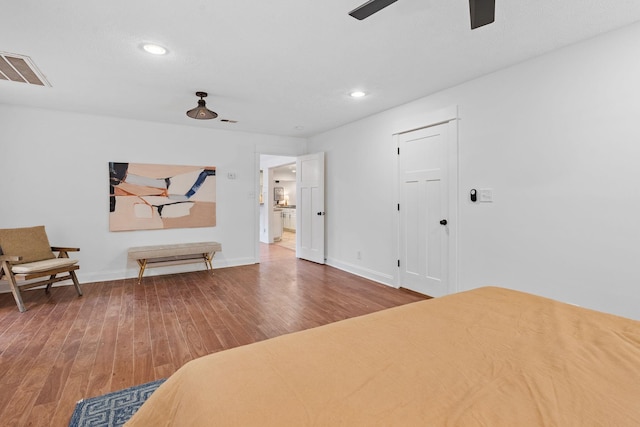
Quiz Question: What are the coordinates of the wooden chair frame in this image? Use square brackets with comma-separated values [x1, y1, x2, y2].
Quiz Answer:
[0, 247, 83, 312]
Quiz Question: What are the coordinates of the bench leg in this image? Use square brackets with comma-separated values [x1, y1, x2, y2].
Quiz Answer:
[137, 259, 148, 284]
[204, 252, 215, 273]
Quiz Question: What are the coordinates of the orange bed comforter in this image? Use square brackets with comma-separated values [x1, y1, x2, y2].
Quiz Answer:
[125, 286, 640, 426]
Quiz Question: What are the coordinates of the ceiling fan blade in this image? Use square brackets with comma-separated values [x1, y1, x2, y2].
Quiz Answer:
[469, 0, 495, 29]
[349, 0, 398, 20]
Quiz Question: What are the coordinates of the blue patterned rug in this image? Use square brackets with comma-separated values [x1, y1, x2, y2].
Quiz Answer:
[68, 379, 166, 427]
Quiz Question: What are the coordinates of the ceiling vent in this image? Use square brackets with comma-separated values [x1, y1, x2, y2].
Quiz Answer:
[0, 52, 51, 87]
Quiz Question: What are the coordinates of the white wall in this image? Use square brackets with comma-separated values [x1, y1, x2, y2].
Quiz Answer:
[0, 106, 306, 284]
[278, 181, 296, 206]
[309, 22, 640, 319]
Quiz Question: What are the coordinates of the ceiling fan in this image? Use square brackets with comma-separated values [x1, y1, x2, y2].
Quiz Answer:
[348, 0, 495, 29]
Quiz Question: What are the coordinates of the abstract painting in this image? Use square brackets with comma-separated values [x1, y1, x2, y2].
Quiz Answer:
[109, 162, 216, 231]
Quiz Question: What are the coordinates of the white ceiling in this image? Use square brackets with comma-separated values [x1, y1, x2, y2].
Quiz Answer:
[2, 1, 640, 137]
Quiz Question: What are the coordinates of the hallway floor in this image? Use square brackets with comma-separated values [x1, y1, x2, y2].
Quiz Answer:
[275, 230, 295, 251]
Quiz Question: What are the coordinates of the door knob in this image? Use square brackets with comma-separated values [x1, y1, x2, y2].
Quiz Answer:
[439, 219, 447, 225]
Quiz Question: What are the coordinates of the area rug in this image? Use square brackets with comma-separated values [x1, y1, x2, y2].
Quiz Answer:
[68, 379, 166, 427]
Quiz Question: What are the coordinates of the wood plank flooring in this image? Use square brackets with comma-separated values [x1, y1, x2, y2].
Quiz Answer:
[0, 244, 426, 427]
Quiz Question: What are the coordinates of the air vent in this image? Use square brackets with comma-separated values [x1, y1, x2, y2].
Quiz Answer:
[0, 52, 51, 86]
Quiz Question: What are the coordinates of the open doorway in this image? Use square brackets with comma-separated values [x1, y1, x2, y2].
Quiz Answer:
[272, 162, 296, 251]
[256, 152, 325, 265]
[258, 155, 297, 259]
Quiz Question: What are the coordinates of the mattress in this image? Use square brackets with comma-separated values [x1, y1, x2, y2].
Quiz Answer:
[125, 286, 640, 426]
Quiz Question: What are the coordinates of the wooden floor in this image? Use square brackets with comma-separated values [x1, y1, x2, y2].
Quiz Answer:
[0, 244, 426, 427]
[275, 230, 296, 250]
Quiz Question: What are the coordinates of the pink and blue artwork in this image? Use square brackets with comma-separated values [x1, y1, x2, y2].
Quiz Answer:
[109, 162, 216, 231]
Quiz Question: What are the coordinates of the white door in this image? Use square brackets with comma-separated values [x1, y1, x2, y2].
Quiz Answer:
[296, 152, 325, 264]
[399, 124, 451, 297]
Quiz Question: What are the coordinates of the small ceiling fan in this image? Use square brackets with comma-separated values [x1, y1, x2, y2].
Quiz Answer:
[348, 0, 495, 29]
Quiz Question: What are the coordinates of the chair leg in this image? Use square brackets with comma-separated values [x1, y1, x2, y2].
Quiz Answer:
[8, 278, 27, 313]
[45, 274, 56, 293]
[70, 270, 83, 296]
[1, 261, 26, 312]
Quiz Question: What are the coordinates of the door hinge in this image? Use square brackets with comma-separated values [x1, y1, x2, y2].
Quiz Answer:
[397, 259, 400, 267]
[397, 203, 400, 211]
[397, 147, 400, 155]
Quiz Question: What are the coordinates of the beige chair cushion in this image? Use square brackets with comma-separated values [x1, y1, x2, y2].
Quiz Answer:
[0, 225, 55, 264]
[11, 258, 78, 274]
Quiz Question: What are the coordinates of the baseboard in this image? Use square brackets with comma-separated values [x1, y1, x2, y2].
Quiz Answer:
[1, 257, 394, 293]
[0, 257, 257, 293]
[325, 257, 396, 288]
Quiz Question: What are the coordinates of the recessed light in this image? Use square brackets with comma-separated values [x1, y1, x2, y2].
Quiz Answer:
[350, 91, 366, 98]
[142, 43, 167, 55]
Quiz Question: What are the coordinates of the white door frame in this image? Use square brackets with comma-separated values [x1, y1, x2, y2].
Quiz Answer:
[254, 153, 296, 262]
[254, 152, 315, 263]
[393, 106, 459, 294]
[254, 152, 261, 263]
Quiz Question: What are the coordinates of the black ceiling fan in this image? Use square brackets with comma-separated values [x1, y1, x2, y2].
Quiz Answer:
[348, 0, 496, 29]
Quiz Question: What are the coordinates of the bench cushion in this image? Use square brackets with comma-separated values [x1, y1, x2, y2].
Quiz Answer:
[0, 225, 55, 264]
[128, 242, 222, 260]
[11, 258, 78, 274]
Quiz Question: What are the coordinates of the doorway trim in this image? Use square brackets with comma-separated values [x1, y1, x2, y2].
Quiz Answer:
[254, 152, 299, 263]
[393, 105, 459, 295]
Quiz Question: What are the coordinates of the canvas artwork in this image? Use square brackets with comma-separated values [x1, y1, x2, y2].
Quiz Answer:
[109, 162, 216, 231]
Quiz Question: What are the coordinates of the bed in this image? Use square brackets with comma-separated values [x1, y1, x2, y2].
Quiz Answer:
[125, 286, 640, 426]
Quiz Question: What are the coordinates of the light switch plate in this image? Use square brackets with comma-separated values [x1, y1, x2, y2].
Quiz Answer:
[479, 188, 493, 202]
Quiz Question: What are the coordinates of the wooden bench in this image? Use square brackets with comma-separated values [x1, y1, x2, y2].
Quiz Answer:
[128, 241, 222, 283]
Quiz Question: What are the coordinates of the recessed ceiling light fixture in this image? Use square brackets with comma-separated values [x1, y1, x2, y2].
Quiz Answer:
[142, 43, 167, 55]
[186, 91, 218, 120]
[350, 91, 366, 98]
